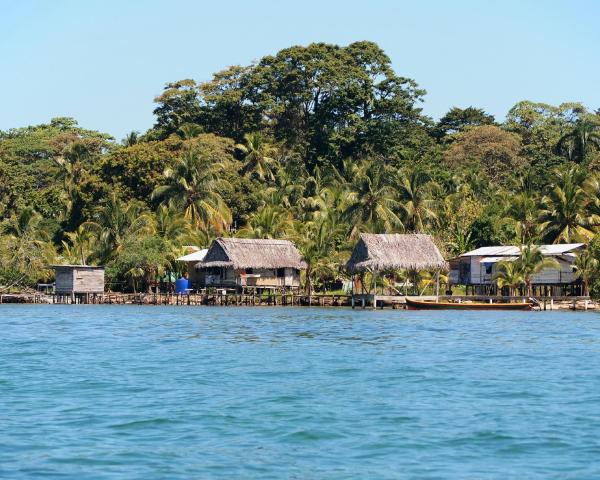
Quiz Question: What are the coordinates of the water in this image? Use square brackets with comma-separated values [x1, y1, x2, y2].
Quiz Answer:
[2, 305, 600, 479]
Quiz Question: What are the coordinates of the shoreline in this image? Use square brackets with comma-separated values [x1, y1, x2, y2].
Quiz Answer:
[1, 292, 597, 311]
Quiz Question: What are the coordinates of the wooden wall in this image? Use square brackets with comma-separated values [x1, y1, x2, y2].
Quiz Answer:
[55, 267, 104, 294]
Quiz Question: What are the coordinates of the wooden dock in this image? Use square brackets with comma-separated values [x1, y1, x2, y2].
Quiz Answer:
[1, 291, 595, 310]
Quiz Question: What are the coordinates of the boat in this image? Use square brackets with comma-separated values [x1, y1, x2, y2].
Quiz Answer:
[405, 297, 533, 311]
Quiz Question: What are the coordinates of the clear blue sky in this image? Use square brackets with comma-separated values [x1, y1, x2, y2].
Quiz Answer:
[1, 0, 598, 140]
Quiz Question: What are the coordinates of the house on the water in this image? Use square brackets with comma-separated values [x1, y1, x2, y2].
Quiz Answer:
[176, 247, 208, 287]
[346, 233, 447, 296]
[195, 237, 307, 292]
[53, 265, 105, 302]
[448, 244, 585, 295]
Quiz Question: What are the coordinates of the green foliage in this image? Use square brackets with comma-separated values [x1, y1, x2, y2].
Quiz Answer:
[2, 41, 600, 294]
[434, 106, 495, 140]
[107, 235, 171, 293]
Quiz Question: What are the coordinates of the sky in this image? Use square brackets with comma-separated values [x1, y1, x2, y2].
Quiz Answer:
[1, 0, 598, 140]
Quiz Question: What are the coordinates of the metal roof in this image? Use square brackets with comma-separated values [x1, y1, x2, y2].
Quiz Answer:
[51, 265, 104, 269]
[176, 249, 208, 262]
[461, 244, 584, 257]
[480, 256, 518, 263]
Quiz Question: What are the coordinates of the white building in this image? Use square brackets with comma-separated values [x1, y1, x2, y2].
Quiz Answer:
[176, 248, 208, 287]
[449, 244, 585, 295]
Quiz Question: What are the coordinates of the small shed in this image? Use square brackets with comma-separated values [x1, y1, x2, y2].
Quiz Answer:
[53, 265, 105, 296]
[346, 233, 447, 273]
[196, 237, 307, 291]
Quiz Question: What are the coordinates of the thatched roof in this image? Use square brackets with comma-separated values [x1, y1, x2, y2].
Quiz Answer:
[196, 237, 307, 270]
[346, 233, 447, 272]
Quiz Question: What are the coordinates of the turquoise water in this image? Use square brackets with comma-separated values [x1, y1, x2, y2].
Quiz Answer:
[2, 306, 600, 479]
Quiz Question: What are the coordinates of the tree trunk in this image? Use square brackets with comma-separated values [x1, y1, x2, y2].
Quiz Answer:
[306, 266, 313, 296]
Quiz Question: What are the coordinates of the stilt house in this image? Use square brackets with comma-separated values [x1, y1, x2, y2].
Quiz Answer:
[448, 243, 585, 295]
[195, 237, 307, 291]
[346, 233, 447, 294]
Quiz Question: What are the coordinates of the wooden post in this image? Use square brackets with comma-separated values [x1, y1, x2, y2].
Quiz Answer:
[435, 270, 440, 302]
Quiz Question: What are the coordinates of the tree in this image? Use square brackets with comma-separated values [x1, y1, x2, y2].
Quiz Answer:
[87, 193, 153, 262]
[0, 208, 57, 288]
[556, 117, 600, 164]
[153, 204, 190, 243]
[573, 250, 598, 296]
[153, 79, 202, 138]
[297, 216, 343, 295]
[236, 205, 293, 239]
[188, 41, 427, 170]
[343, 160, 402, 233]
[152, 148, 232, 231]
[434, 107, 495, 139]
[122, 131, 139, 146]
[538, 167, 595, 243]
[505, 190, 540, 244]
[235, 132, 276, 181]
[493, 261, 525, 296]
[444, 125, 524, 183]
[395, 167, 438, 232]
[516, 245, 560, 297]
[61, 225, 96, 265]
[109, 236, 171, 293]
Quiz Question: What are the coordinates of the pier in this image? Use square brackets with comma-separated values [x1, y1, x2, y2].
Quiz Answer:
[28, 292, 594, 310]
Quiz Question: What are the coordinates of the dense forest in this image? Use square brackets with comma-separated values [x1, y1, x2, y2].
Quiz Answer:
[1, 41, 600, 294]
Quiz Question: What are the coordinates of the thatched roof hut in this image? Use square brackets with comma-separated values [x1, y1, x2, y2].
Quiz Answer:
[346, 233, 447, 273]
[196, 237, 307, 270]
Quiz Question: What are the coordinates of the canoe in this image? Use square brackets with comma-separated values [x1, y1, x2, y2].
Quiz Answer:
[405, 298, 533, 311]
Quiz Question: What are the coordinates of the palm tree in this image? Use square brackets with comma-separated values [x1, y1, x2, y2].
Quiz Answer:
[505, 191, 540, 244]
[1, 208, 57, 287]
[343, 161, 402, 233]
[178, 123, 202, 140]
[236, 205, 293, 239]
[447, 224, 474, 256]
[557, 118, 600, 163]
[235, 132, 277, 181]
[538, 167, 595, 243]
[573, 250, 598, 296]
[395, 168, 438, 232]
[54, 143, 90, 224]
[86, 193, 153, 262]
[516, 245, 560, 297]
[122, 131, 139, 146]
[152, 148, 232, 231]
[153, 205, 190, 243]
[61, 225, 96, 265]
[493, 261, 525, 296]
[297, 216, 342, 295]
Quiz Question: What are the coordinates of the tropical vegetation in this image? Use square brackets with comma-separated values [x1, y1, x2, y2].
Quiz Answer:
[2, 41, 600, 294]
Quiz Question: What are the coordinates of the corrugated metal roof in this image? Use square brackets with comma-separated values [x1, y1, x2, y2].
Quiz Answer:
[480, 256, 518, 263]
[461, 244, 584, 257]
[461, 246, 520, 256]
[176, 249, 208, 262]
[538, 244, 585, 254]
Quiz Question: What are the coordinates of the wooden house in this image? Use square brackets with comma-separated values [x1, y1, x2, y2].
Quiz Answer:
[53, 265, 105, 301]
[195, 238, 307, 292]
[448, 244, 585, 295]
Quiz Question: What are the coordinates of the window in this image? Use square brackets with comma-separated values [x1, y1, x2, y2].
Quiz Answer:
[245, 268, 253, 274]
[277, 268, 285, 278]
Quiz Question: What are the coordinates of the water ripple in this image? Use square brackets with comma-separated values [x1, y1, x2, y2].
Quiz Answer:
[2, 305, 600, 478]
